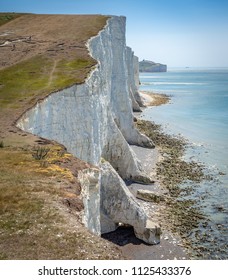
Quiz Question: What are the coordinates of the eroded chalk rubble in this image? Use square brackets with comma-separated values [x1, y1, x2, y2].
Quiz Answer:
[17, 16, 160, 244]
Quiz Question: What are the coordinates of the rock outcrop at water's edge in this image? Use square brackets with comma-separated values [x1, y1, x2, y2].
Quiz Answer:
[17, 16, 160, 244]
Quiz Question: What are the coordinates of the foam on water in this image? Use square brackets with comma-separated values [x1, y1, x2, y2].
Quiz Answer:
[142, 82, 207, 85]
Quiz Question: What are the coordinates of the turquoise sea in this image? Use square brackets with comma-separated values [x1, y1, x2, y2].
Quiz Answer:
[140, 68, 228, 259]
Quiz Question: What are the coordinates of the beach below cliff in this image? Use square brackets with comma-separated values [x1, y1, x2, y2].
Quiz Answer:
[106, 145, 189, 260]
[140, 91, 170, 107]
[103, 92, 191, 259]
[104, 90, 218, 260]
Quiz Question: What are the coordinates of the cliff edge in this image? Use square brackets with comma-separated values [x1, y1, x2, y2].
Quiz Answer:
[0, 14, 160, 258]
[17, 15, 160, 244]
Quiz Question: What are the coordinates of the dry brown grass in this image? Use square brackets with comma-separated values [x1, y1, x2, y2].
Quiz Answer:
[0, 14, 123, 260]
[0, 145, 122, 259]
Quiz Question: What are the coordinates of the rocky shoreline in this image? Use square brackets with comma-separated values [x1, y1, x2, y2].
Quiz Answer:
[102, 143, 188, 260]
[135, 92, 216, 259]
[140, 91, 170, 107]
[103, 92, 209, 259]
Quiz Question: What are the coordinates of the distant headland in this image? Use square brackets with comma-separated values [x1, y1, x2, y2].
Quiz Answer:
[139, 60, 167, 72]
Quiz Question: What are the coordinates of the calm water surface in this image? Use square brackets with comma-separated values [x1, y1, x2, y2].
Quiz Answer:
[140, 68, 228, 259]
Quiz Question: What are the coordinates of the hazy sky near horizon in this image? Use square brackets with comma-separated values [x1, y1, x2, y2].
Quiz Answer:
[1, 0, 228, 67]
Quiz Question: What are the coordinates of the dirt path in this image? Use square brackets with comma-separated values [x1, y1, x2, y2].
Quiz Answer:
[47, 59, 57, 87]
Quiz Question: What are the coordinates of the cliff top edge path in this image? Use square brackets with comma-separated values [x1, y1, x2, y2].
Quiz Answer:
[0, 14, 125, 260]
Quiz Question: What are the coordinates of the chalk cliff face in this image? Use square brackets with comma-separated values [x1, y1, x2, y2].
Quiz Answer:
[126, 47, 144, 110]
[17, 16, 159, 244]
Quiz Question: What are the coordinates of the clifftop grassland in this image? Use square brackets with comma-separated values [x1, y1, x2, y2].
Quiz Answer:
[0, 13, 123, 259]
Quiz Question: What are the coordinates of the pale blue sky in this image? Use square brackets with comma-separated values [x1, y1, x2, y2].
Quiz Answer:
[1, 0, 228, 67]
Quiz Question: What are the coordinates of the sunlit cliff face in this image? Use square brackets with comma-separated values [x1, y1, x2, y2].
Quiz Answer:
[17, 16, 159, 244]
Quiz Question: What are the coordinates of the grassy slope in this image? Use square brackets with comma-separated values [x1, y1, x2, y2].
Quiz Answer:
[0, 13, 25, 26]
[0, 55, 93, 109]
[0, 14, 108, 109]
[0, 14, 122, 259]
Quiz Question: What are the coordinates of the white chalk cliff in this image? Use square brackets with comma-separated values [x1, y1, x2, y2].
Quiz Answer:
[17, 16, 160, 244]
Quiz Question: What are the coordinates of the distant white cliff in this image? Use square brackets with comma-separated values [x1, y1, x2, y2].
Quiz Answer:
[139, 60, 167, 72]
[17, 16, 160, 244]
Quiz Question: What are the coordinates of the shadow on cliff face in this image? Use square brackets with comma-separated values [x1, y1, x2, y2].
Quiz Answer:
[102, 226, 150, 246]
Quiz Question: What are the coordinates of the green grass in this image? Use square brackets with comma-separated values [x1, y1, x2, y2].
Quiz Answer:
[0, 55, 95, 109]
[0, 56, 51, 108]
[0, 13, 24, 26]
[53, 58, 95, 88]
[0, 15, 107, 111]
[59, 58, 92, 70]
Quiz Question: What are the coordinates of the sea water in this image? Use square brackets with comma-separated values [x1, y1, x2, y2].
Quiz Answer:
[140, 68, 228, 259]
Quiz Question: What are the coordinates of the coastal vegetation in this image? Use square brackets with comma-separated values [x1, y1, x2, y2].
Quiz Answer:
[0, 13, 24, 26]
[0, 55, 95, 109]
[0, 13, 217, 260]
[0, 14, 123, 259]
[139, 60, 167, 72]
[0, 140, 122, 259]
